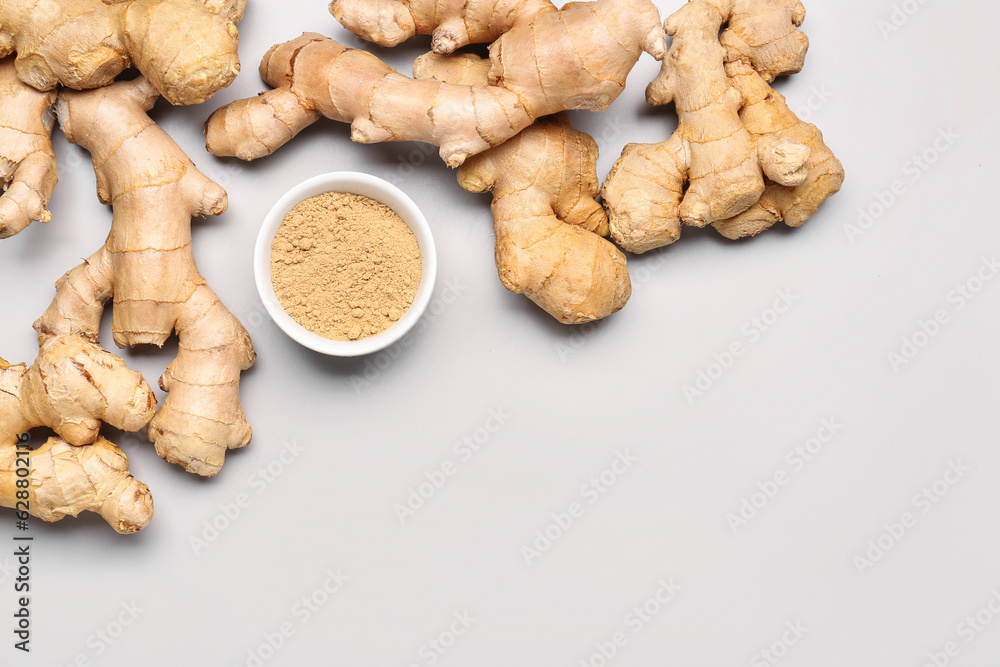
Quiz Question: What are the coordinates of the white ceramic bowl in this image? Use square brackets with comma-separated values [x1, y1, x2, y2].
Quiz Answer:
[254, 172, 437, 356]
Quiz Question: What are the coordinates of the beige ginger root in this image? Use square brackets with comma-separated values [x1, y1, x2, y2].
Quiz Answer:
[0, 56, 57, 239]
[330, 0, 555, 54]
[411, 52, 630, 323]
[601, 0, 843, 253]
[463, 118, 631, 323]
[32, 76, 256, 477]
[205, 0, 666, 166]
[711, 59, 844, 239]
[0, 0, 245, 105]
[0, 336, 156, 533]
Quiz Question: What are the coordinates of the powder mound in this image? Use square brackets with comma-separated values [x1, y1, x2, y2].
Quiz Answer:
[271, 191, 421, 341]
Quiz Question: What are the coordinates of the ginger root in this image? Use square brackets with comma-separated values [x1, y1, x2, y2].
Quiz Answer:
[411, 52, 630, 323]
[32, 76, 256, 477]
[460, 115, 631, 323]
[206, 0, 666, 166]
[601, 0, 843, 252]
[206, 0, 654, 321]
[0, 0, 245, 105]
[0, 1, 255, 532]
[711, 60, 844, 239]
[0, 337, 155, 533]
[0, 437, 153, 534]
[330, 0, 555, 53]
[0, 0, 247, 237]
[0, 56, 57, 239]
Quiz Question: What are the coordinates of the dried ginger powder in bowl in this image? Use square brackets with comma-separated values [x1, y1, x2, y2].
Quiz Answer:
[271, 192, 421, 341]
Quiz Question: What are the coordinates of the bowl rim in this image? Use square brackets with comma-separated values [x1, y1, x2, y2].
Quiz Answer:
[253, 171, 438, 357]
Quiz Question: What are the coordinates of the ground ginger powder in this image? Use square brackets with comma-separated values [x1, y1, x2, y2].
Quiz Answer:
[271, 192, 421, 341]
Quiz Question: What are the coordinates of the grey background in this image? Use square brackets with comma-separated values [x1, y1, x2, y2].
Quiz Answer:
[2, 0, 998, 665]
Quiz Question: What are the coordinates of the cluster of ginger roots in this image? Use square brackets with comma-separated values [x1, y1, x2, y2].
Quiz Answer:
[207, 0, 844, 324]
[1, 0, 253, 533]
[0, 0, 842, 533]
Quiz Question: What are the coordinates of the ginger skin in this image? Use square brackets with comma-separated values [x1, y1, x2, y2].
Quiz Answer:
[35, 76, 256, 477]
[0, 1, 247, 239]
[0, 0, 254, 530]
[0, 337, 156, 533]
[0, 57, 57, 239]
[412, 52, 630, 323]
[0, 0, 245, 105]
[711, 60, 844, 238]
[330, 0, 555, 54]
[601, 0, 842, 253]
[459, 115, 631, 323]
[205, 0, 666, 166]
[0, 437, 153, 534]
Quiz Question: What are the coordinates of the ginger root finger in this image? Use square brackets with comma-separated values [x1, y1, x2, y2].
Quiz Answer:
[204, 87, 321, 162]
[491, 215, 631, 324]
[329, 0, 426, 49]
[1, 335, 156, 446]
[120, 0, 243, 106]
[601, 137, 689, 254]
[458, 114, 630, 324]
[720, 0, 809, 83]
[330, 0, 557, 54]
[712, 60, 844, 239]
[0, 56, 57, 239]
[0, 436, 153, 534]
[148, 285, 254, 477]
[207, 33, 528, 166]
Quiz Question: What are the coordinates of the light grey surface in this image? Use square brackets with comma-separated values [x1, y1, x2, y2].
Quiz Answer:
[1, 0, 998, 665]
